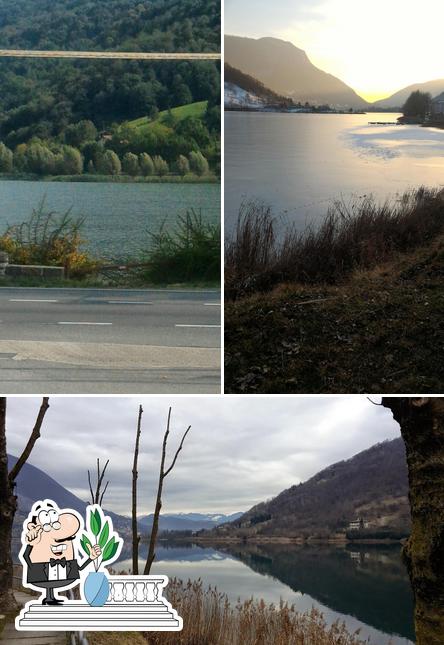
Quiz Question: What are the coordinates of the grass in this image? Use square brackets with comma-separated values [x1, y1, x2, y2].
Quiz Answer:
[128, 101, 208, 136]
[226, 188, 444, 300]
[87, 578, 368, 645]
[140, 209, 221, 284]
[225, 188, 444, 393]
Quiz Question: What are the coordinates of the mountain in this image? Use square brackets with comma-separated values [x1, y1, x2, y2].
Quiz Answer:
[374, 79, 444, 109]
[213, 438, 410, 537]
[8, 455, 241, 538]
[139, 512, 243, 532]
[224, 64, 293, 109]
[225, 35, 368, 109]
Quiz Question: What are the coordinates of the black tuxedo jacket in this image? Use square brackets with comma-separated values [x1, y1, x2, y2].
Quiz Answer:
[23, 545, 92, 584]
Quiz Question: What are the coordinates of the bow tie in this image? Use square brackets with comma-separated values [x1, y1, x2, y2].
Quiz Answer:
[49, 557, 67, 568]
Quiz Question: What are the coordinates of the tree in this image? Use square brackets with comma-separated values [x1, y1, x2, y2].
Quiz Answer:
[144, 408, 191, 574]
[87, 458, 110, 506]
[153, 155, 169, 177]
[0, 143, 13, 173]
[0, 397, 50, 612]
[402, 91, 431, 119]
[381, 397, 444, 645]
[175, 154, 190, 176]
[132, 405, 143, 575]
[122, 152, 139, 176]
[98, 150, 121, 175]
[25, 142, 55, 175]
[56, 146, 83, 175]
[139, 152, 154, 176]
[189, 151, 209, 176]
[65, 120, 97, 147]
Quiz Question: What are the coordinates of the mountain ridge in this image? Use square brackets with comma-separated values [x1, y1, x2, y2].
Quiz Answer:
[224, 35, 368, 109]
[210, 438, 410, 538]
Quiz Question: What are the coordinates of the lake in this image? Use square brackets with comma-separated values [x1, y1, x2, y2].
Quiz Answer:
[225, 111, 444, 233]
[0, 180, 220, 260]
[119, 542, 415, 644]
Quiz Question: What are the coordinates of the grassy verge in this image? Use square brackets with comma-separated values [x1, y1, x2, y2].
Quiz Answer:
[88, 578, 367, 645]
[0, 202, 220, 289]
[225, 189, 444, 393]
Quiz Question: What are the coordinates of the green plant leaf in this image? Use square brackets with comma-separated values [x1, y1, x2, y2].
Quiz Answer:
[98, 520, 109, 548]
[89, 509, 99, 536]
[80, 534, 92, 556]
[93, 509, 102, 535]
[101, 536, 118, 562]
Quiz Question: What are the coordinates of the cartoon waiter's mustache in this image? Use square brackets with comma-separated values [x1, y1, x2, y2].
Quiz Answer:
[54, 534, 76, 543]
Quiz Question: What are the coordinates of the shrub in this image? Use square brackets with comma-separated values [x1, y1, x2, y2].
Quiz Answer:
[0, 198, 96, 276]
[141, 210, 220, 283]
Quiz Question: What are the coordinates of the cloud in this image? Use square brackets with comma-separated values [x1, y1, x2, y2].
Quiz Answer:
[5, 396, 400, 515]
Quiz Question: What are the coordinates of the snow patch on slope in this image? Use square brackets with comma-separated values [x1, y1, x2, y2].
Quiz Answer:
[224, 82, 265, 109]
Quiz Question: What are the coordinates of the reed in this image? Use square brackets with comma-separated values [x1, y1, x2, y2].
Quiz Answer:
[225, 187, 444, 299]
[89, 578, 369, 645]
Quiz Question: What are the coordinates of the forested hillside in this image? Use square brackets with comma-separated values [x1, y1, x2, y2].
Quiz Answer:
[0, 0, 220, 52]
[0, 0, 220, 176]
[212, 439, 410, 538]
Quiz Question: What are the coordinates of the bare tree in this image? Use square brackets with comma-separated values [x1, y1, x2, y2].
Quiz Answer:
[0, 397, 50, 611]
[382, 397, 444, 645]
[144, 408, 191, 575]
[87, 458, 110, 506]
[132, 405, 143, 574]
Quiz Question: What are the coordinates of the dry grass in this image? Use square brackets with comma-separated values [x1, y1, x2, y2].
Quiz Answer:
[88, 579, 369, 645]
[225, 233, 444, 393]
[225, 187, 444, 299]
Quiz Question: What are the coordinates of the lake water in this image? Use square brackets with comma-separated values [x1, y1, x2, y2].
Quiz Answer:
[0, 180, 220, 260]
[119, 542, 415, 644]
[225, 111, 444, 233]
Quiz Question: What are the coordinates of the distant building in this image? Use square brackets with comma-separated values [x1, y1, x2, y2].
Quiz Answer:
[431, 93, 444, 121]
[348, 517, 370, 531]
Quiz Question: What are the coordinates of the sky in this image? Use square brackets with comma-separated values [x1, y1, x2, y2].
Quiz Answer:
[225, 0, 444, 102]
[5, 396, 401, 516]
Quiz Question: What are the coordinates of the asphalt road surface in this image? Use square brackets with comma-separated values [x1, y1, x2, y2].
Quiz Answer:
[0, 287, 221, 393]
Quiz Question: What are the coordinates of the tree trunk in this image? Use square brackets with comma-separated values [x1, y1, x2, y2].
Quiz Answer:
[0, 398, 18, 612]
[132, 405, 143, 575]
[382, 397, 444, 645]
[143, 410, 169, 575]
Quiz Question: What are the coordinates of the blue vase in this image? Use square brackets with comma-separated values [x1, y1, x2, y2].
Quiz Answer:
[83, 571, 110, 607]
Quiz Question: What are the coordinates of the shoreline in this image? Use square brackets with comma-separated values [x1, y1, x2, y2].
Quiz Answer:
[189, 535, 405, 545]
[0, 173, 220, 184]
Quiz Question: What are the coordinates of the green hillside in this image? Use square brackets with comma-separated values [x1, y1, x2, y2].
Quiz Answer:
[127, 101, 208, 136]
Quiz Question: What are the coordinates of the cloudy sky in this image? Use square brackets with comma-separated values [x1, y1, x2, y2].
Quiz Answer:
[5, 396, 400, 516]
[225, 0, 444, 101]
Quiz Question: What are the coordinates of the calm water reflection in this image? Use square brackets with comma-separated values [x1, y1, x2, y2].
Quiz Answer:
[0, 180, 220, 260]
[225, 111, 444, 233]
[118, 542, 415, 644]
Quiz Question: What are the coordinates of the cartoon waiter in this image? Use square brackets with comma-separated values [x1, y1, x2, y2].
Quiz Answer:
[20, 499, 101, 605]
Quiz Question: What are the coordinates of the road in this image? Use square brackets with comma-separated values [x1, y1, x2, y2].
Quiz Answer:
[0, 287, 221, 393]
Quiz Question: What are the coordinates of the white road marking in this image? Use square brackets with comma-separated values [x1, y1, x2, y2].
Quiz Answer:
[107, 301, 153, 305]
[204, 302, 221, 306]
[10, 299, 59, 303]
[58, 322, 113, 326]
[175, 324, 221, 328]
